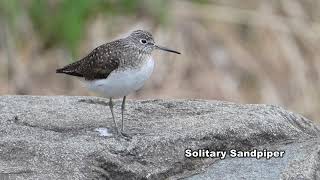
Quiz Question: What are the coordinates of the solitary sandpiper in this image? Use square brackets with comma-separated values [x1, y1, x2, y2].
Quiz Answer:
[56, 30, 180, 136]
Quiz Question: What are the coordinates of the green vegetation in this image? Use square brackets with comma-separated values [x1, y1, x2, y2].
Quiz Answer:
[0, 0, 21, 31]
[2, 0, 169, 56]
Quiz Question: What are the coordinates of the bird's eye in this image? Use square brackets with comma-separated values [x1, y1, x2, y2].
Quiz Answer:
[140, 39, 147, 44]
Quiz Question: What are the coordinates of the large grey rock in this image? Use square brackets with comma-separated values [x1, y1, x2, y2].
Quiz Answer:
[0, 96, 319, 179]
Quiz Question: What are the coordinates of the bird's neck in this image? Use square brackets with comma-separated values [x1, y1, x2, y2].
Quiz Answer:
[119, 52, 151, 70]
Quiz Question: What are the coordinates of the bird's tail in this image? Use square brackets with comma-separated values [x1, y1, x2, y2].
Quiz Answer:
[56, 63, 83, 77]
[56, 68, 66, 73]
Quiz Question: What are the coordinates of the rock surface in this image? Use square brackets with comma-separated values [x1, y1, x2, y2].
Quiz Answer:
[0, 96, 319, 179]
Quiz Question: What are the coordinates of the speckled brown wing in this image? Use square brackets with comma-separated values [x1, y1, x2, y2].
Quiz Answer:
[56, 43, 120, 81]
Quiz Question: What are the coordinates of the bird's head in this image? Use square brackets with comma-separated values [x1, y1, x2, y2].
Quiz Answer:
[128, 30, 181, 55]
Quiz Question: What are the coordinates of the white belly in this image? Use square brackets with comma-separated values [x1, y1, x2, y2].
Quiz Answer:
[85, 57, 154, 98]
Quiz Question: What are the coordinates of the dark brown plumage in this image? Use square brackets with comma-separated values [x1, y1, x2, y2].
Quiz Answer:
[56, 41, 122, 80]
[56, 30, 180, 82]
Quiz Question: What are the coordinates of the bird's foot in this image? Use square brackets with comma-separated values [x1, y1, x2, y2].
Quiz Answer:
[115, 131, 132, 140]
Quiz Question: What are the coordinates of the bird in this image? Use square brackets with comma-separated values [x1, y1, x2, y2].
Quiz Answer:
[56, 30, 181, 136]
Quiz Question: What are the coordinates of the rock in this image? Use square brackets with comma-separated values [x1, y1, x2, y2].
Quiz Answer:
[187, 138, 320, 180]
[0, 96, 319, 179]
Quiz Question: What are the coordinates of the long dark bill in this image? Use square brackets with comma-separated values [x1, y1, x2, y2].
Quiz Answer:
[155, 45, 181, 54]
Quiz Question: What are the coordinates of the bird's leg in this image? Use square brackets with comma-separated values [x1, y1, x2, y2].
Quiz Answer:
[121, 96, 126, 132]
[109, 98, 120, 134]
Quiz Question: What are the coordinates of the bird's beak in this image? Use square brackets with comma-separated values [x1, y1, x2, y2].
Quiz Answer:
[155, 44, 181, 54]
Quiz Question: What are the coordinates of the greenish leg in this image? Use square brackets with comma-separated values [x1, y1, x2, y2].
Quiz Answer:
[109, 98, 120, 134]
[121, 96, 126, 132]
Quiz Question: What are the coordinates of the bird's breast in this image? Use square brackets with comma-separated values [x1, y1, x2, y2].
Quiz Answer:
[86, 57, 155, 98]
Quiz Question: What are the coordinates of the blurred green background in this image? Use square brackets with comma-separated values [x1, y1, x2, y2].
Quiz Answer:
[1, 0, 320, 121]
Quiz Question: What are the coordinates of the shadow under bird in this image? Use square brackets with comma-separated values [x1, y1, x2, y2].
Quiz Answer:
[56, 30, 180, 137]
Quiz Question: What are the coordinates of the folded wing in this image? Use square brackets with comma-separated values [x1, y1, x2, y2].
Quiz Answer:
[56, 43, 120, 80]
